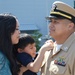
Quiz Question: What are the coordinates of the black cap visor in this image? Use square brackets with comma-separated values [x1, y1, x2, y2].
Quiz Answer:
[45, 15, 66, 20]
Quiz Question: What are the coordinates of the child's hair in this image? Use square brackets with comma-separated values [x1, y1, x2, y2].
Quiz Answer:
[17, 34, 35, 49]
[13, 33, 35, 55]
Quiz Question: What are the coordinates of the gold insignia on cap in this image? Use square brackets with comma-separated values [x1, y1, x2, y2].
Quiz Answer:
[50, 11, 72, 19]
[51, 4, 57, 11]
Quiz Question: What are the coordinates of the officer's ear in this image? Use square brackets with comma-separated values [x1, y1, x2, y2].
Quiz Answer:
[68, 22, 74, 30]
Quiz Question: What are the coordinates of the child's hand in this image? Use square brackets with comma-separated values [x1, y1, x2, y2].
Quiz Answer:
[40, 40, 54, 51]
[45, 40, 54, 44]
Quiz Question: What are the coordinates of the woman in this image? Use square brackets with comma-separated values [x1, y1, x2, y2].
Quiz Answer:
[0, 13, 20, 75]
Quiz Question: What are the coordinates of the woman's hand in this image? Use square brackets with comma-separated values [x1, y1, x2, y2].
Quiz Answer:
[18, 66, 28, 75]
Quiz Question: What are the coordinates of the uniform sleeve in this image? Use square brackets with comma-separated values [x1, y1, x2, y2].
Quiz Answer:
[68, 50, 75, 75]
[70, 55, 75, 75]
[17, 53, 33, 67]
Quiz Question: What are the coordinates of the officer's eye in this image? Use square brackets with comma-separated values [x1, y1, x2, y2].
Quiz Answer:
[53, 20, 59, 23]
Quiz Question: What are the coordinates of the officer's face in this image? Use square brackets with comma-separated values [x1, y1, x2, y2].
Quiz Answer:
[48, 18, 72, 41]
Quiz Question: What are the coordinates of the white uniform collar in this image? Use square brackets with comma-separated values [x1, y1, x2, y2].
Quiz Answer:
[53, 43, 62, 55]
[56, 44, 62, 52]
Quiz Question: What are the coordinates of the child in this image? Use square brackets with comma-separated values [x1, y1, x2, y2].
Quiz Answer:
[13, 34, 54, 75]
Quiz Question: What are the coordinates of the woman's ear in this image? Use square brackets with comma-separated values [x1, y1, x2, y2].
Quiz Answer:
[17, 48, 23, 53]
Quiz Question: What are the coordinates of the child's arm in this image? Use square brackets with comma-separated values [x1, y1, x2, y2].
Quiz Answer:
[18, 40, 54, 75]
[26, 40, 54, 72]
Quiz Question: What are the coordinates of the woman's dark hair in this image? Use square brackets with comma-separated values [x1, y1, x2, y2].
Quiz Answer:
[0, 13, 19, 75]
